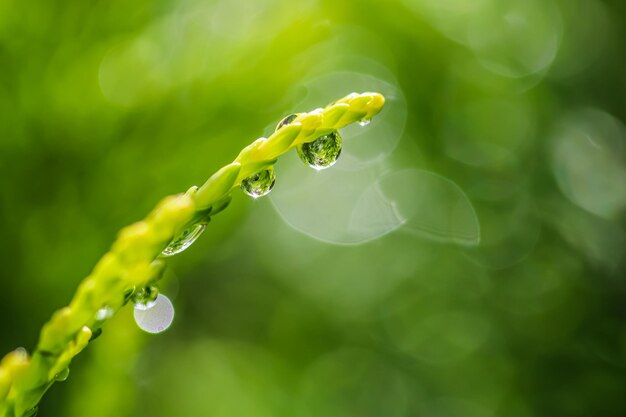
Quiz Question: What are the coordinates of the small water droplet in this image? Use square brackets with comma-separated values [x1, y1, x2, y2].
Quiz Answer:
[24, 407, 39, 417]
[132, 285, 159, 310]
[240, 166, 276, 198]
[133, 294, 175, 334]
[89, 328, 103, 342]
[122, 286, 136, 305]
[276, 113, 298, 131]
[54, 367, 70, 382]
[161, 222, 207, 256]
[95, 306, 114, 321]
[297, 130, 342, 170]
[358, 118, 371, 126]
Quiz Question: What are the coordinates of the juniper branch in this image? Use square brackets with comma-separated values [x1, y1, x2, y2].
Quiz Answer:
[0, 92, 385, 417]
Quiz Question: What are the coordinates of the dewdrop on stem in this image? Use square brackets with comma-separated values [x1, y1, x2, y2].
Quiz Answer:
[132, 285, 159, 310]
[297, 130, 343, 170]
[54, 367, 70, 382]
[240, 167, 276, 198]
[162, 222, 207, 256]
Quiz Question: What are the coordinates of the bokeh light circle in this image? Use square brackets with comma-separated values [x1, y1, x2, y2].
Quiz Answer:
[133, 294, 175, 334]
[550, 108, 626, 219]
[270, 153, 404, 245]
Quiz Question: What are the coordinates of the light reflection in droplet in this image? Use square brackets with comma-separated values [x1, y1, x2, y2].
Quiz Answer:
[133, 294, 174, 334]
[240, 166, 276, 198]
[132, 285, 159, 311]
[297, 130, 343, 171]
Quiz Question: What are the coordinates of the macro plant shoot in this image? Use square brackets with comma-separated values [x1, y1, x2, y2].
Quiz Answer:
[0, 93, 386, 417]
[1, 0, 625, 416]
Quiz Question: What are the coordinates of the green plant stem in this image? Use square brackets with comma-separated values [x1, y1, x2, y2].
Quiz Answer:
[0, 92, 385, 417]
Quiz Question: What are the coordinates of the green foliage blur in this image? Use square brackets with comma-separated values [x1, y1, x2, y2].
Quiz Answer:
[1, 0, 625, 416]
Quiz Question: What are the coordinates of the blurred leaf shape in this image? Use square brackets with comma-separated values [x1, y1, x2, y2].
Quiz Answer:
[378, 169, 481, 246]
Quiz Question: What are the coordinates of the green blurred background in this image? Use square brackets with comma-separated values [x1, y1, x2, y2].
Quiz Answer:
[1, 0, 625, 416]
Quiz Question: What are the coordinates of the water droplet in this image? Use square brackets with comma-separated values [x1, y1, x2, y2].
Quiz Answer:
[240, 166, 276, 198]
[122, 286, 136, 305]
[276, 113, 298, 130]
[133, 294, 175, 334]
[89, 328, 103, 342]
[54, 367, 70, 382]
[23, 407, 38, 417]
[358, 118, 371, 126]
[95, 306, 114, 321]
[161, 222, 207, 257]
[132, 285, 159, 310]
[297, 130, 342, 170]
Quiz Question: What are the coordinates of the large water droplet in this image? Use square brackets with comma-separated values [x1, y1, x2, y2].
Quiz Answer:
[161, 222, 207, 256]
[133, 294, 175, 334]
[276, 113, 298, 131]
[358, 118, 371, 126]
[95, 306, 114, 321]
[240, 166, 276, 198]
[297, 130, 342, 170]
[54, 367, 70, 382]
[132, 285, 159, 310]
